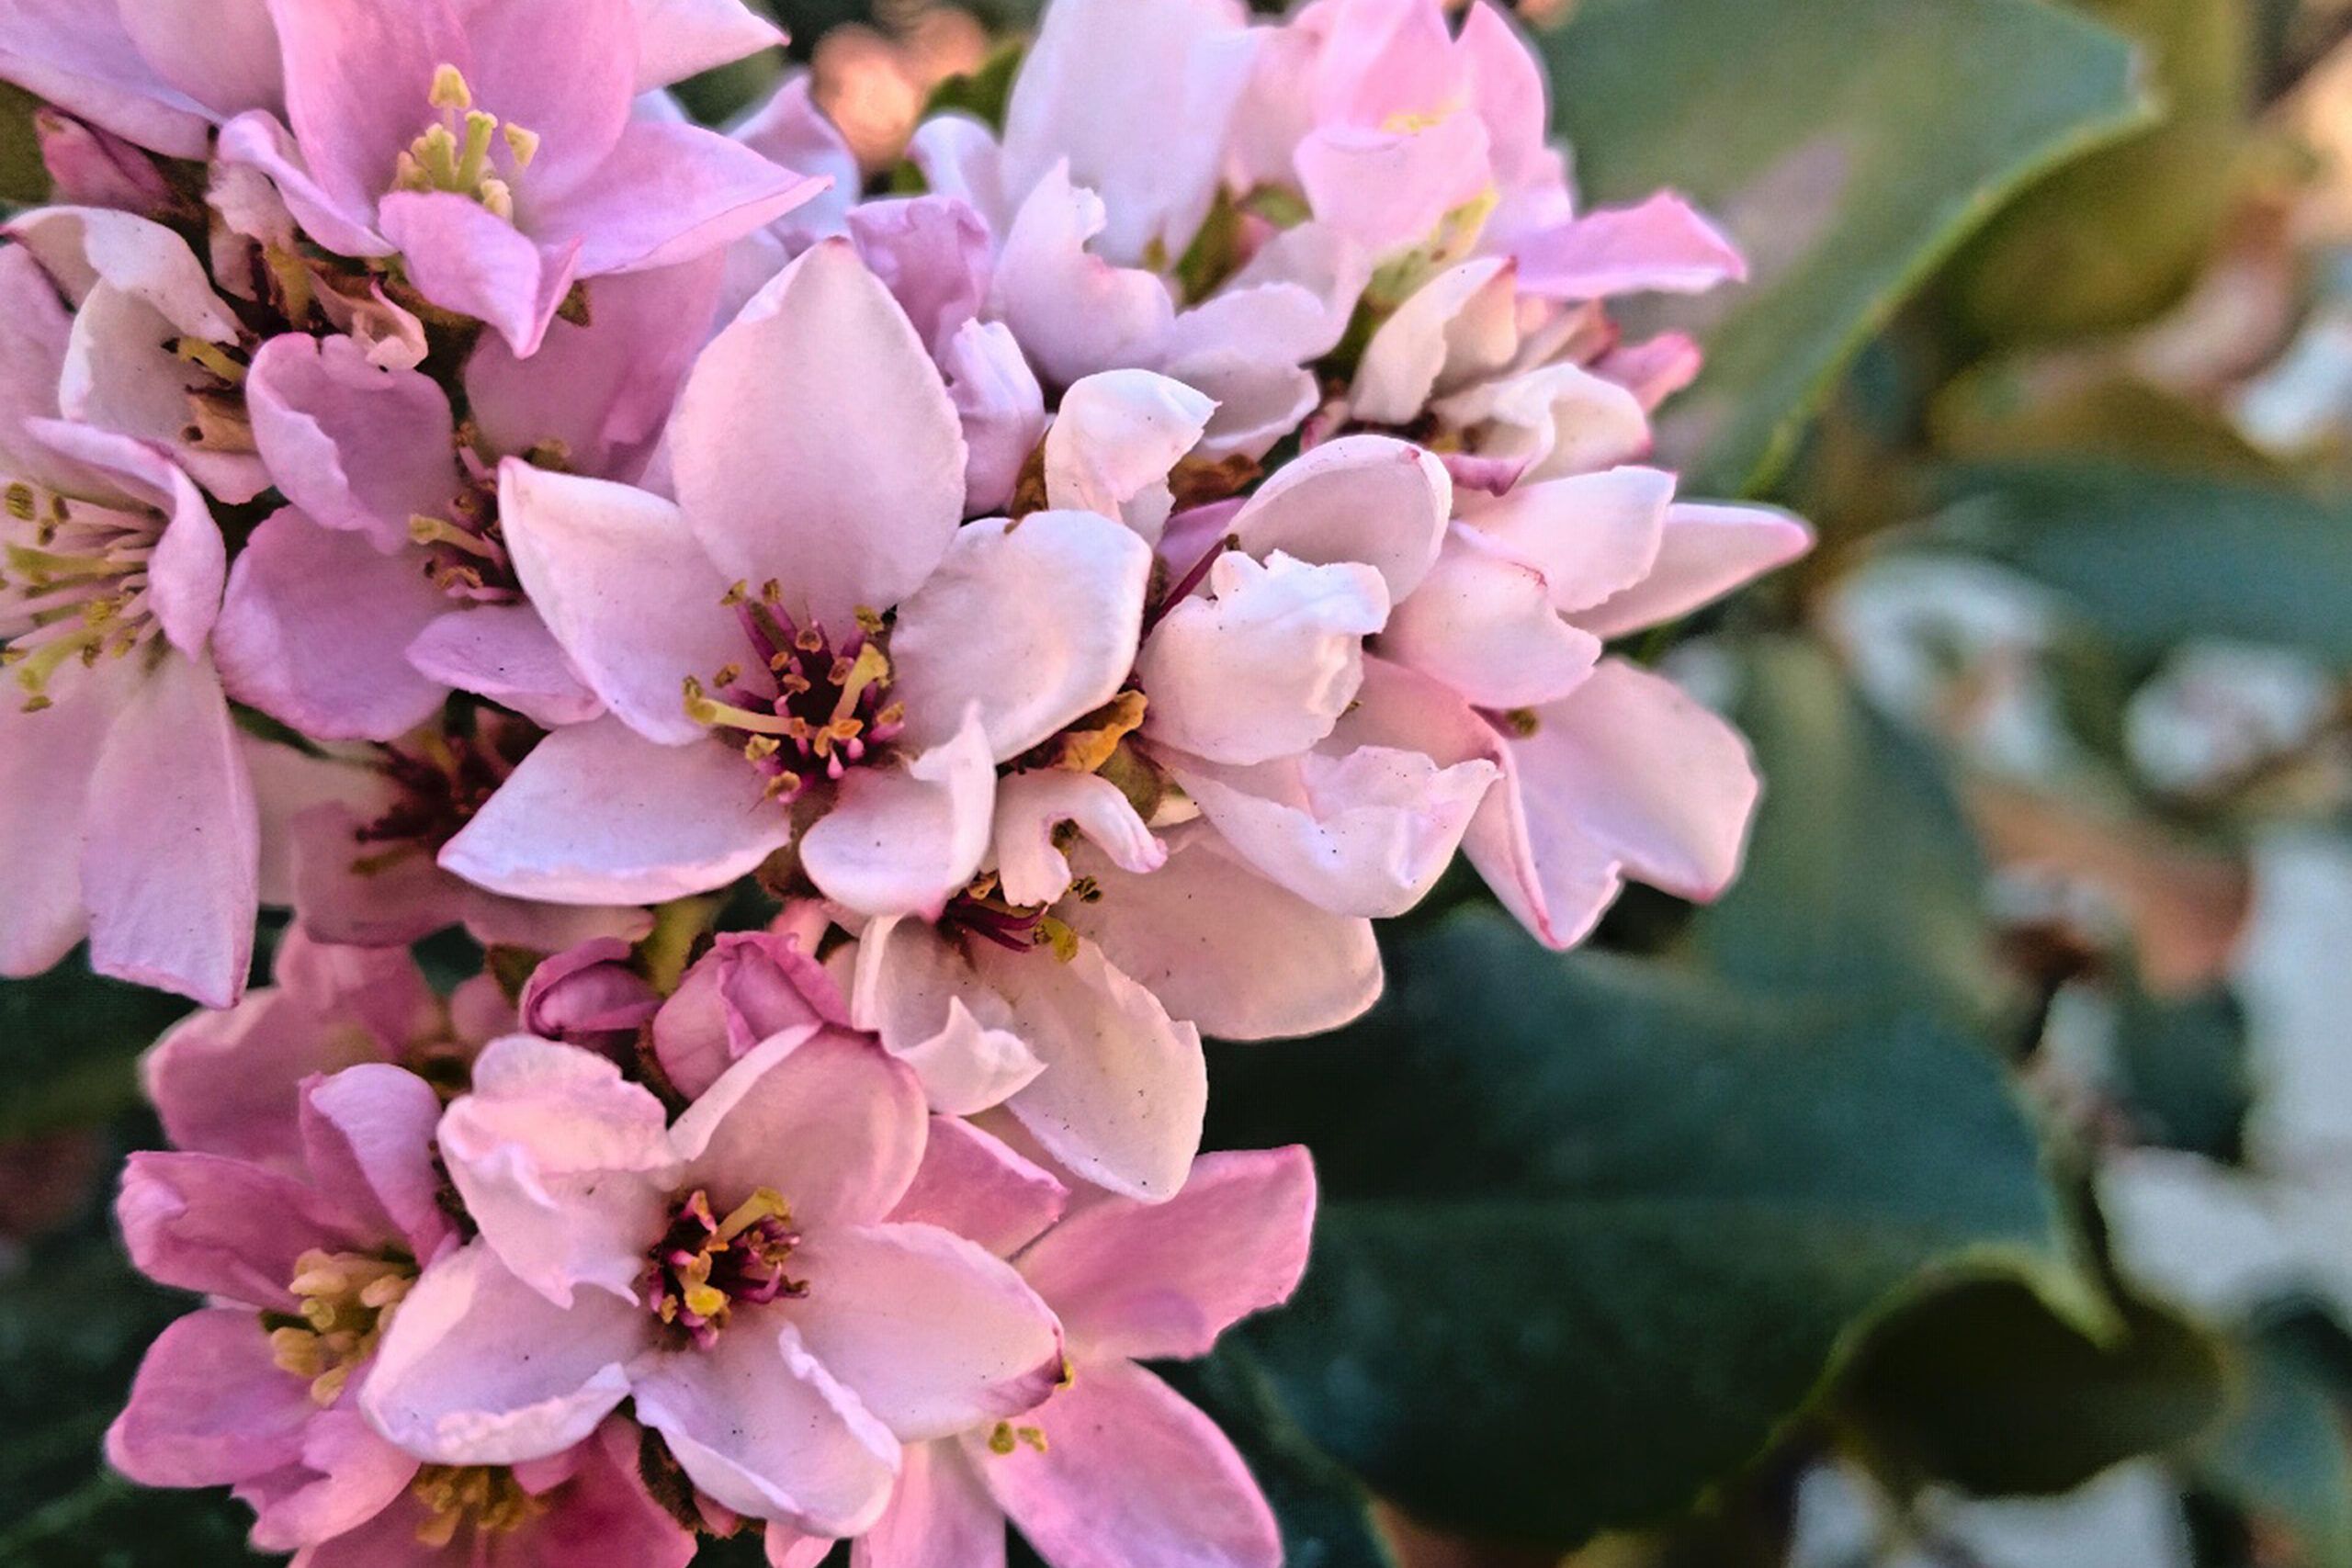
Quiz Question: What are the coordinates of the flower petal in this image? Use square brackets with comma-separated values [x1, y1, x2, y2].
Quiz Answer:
[845, 917, 1044, 1117]
[1380, 528, 1600, 711]
[360, 1241, 643, 1466]
[117, 1150, 349, 1307]
[548, 118, 828, 279]
[379, 190, 581, 359]
[213, 508, 452, 742]
[240, 332, 458, 551]
[300, 1063, 455, 1264]
[107, 1309, 311, 1488]
[404, 604, 605, 729]
[1227, 434, 1450, 601]
[991, 770, 1164, 909]
[1043, 371, 1216, 545]
[1570, 502, 1814, 641]
[888, 1116, 1069, 1258]
[1062, 826, 1380, 1043]
[1016, 1148, 1313, 1361]
[986, 164, 1174, 390]
[786, 1222, 1063, 1441]
[673, 238, 967, 628]
[888, 510, 1152, 761]
[672, 1029, 930, 1230]
[1351, 255, 1519, 425]
[977, 1358, 1280, 1568]
[1513, 192, 1746, 301]
[942, 320, 1047, 517]
[439, 719, 793, 907]
[497, 462, 740, 745]
[1462, 466, 1675, 615]
[437, 1035, 680, 1307]
[801, 709, 997, 920]
[853, 1441, 1006, 1568]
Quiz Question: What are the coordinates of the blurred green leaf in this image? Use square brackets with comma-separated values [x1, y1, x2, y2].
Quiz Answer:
[1158, 1344, 1400, 1568]
[2196, 1326, 2352, 1568]
[1204, 910, 2075, 1549]
[2111, 978, 2249, 1163]
[1543, 0, 2154, 495]
[1928, 463, 2352, 661]
[1690, 639, 2014, 1029]
[1837, 1278, 2230, 1496]
[0, 85, 44, 206]
[0, 962, 187, 1143]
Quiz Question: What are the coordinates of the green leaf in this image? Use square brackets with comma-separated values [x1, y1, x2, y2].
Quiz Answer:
[2110, 978, 2249, 1163]
[0, 961, 188, 1142]
[1204, 910, 2075, 1549]
[2196, 1325, 2352, 1568]
[0, 85, 44, 206]
[1690, 639, 2014, 1028]
[1157, 1344, 1400, 1568]
[1836, 1278, 2231, 1496]
[1927, 462, 2352, 662]
[1542, 0, 2154, 495]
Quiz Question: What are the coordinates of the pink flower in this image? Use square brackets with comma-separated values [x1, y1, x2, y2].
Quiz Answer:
[290, 1419, 695, 1568]
[519, 936, 662, 1062]
[361, 1030, 1066, 1538]
[107, 1059, 457, 1552]
[141, 926, 511, 1170]
[772, 1134, 1317, 1568]
[0, 242, 255, 1006]
[440, 239, 1155, 922]
[213, 0, 821, 354]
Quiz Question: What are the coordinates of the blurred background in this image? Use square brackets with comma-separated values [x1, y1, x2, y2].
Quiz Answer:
[9, 1, 2352, 1564]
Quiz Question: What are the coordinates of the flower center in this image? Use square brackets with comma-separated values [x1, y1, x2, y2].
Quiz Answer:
[682, 581, 906, 807]
[643, 1187, 806, 1349]
[354, 725, 525, 871]
[0, 479, 165, 712]
[391, 65, 540, 222]
[264, 1247, 416, 1406]
[410, 1465, 547, 1547]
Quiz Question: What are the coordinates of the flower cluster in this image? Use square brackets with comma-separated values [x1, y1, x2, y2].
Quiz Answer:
[0, 0, 1808, 1561]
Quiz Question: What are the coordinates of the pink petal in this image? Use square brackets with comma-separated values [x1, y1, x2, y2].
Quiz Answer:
[888, 510, 1151, 761]
[673, 238, 967, 629]
[27, 418, 224, 653]
[652, 930, 850, 1100]
[852, 1441, 1006, 1568]
[213, 508, 451, 742]
[801, 711, 997, 920]
[1464, 465, 1676, 615]
[548, 118, 828, 279]
[1163, 742, 1496, 919]
[1016, 1147, 1313, 1360]
[1228, 434, 1450, 601]
[1380, 528, 1600, 710]
[263, 0, 460, 220]
[497, 462, 739, 745]
[240, 1407, 422, 1554]
[300, 1064, 454, 1263]
[117, 0, 281, 118]
[8, 204, 240, 335]
[888, 1117, 1069, 1259]
[1296, 114, 1490, 258]
[978, 939, 1207, 1202]
[631, 0, 785, 93]
[117, 1150, 349, 1307]
[439, 719, 794, 906]
[975, 1357, 1280, 1568]
[1431, 362, 1652, 485]
[1140, 550, 1387, 764]
[986, 164, 1174, 390]
[360, 1241, 644, 1466]
[1506, 657, 1762, 902]
[405, 604, 605, 729]
[0, 663, 113, 976]
[1351, 255, 1519, 425]
[213, 110, 392, 262]
[1062, 827, 1381, 1043]
[849, 195, 992, 355]
[1042, 370, 1216, 544]
[288, 799, 483, 950]
[243, 333, 458, 551]
[143, 985, 382, 1168]
[379, 190, 582, 358]
[464, 255, 725, 486]
[731, 73, 861, 247]
[507, 1416, 699, 1568]
[1514, 192, 1747, 301]
[0, 0, 211, 157]
[629, 1314, 899, 1534]
[843, 917, 1045, 1117]
[1571, 502, 1814, 641]
[999, 0, 1253, 266]
[106, 1309, 311, 1488]
[437, 1035, 679, 1306]
[942, 320, 1047, 517]
[786, 1221, 1063, 1441]
[992, 771, 1165, 909]
[453, 0, 635, 193]
[672, 1029, 930, 1230]
[84, 653, 257, 1008]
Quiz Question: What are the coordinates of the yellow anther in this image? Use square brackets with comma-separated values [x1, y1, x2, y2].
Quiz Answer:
[503, 124, 541, 169]
[429, 63, 472, 111]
